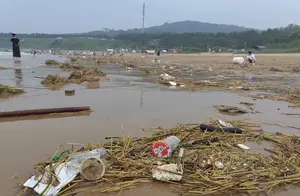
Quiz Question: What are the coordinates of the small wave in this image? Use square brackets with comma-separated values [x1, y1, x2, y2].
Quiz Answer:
[0, 52, 32, 56]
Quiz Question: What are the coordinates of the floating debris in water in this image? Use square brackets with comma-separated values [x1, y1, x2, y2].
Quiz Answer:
[0, 84, 25, 96]
[45, 59, 60, 65]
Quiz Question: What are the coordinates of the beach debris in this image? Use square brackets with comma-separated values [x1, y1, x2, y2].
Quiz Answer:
[80, 158, 106, 181]
[126, 67, 133, 71]
[0, 106, 90, 118]
[208, 67, 213, 72]
[198, 155, 215, 169]
[41, 75, 69, 87]
[240, 101, 254, 106]
[269, 67, 283, 72]
[159, 73, 175, 81]
[214, 105, 249, 114]
[237, 144, 250, 150]
[20, 121, 300, 195]
[42, 67, 106, 87]
[214, 161, 224, 169]
[281, 113, 300, 116]
[152, 136, 180, 158]
[292, 66, 300, 73]
[70, 57, 77, 62]
[169, 81, 177, 86]
[233, 57, 245, 65]
[200, 124, 243, 134]
[65, 89, 75, 96]
[24, 162, 77, 196]
[152, 163, 183, 182]
[45, 59, 60, 65]
[24, 148, 107, 196]
[218, 119, 234, 128]
[152, 148, 184, 182]
[0, 84, 25, 96]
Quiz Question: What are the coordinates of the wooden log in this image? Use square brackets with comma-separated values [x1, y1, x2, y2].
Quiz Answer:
[0, 106, 90, 118]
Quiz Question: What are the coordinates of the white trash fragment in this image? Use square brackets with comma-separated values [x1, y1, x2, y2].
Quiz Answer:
[23, 148, 107, 196]
[180, 84, 185, 87]
[233, 57, 245, 65]
[208, 67, 213, 72]
[214, 161, 224, 169]
[169, 81, 177, 86]
[152, 163, 183, 182]
[202, 80, 212, 84]
[218, 119, 234, 128]
[23, 163, 78, 196]
[237, 144, 250, 150]
[159, 73, 175, 81]
[126, 67, 133, 71]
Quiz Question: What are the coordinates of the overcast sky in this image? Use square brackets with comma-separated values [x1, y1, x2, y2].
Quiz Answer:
[1, 0, 300, 33]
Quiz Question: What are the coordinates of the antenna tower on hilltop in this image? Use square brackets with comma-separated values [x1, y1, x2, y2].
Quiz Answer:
[142, 1, 145, 33]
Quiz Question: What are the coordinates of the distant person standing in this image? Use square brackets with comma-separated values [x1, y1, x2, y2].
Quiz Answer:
[247, 51, 256, 65]
[10, 33, 24, 62]
[157, 49, 161, 56]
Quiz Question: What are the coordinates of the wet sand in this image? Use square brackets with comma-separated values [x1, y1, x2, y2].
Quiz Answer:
[1, 53, 300, 195]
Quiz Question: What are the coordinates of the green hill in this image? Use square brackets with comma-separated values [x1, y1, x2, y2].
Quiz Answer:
[86, 20, 252, 36]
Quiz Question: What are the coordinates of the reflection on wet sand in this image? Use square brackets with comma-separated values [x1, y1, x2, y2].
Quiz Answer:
[13, 61, 23, 86]
[0, 111, 91, 123]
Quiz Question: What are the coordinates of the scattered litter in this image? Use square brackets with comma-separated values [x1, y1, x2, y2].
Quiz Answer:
[152, 163, 183, 182]
[214, 105, 249, 114]
[152, 136, 180, 158]
[45, 59, 60, 65]
[208, 67, 213, 72]
[159, 73, 175, 81]
[240, 102, 254, 106]
[169, 81, 177, 86]
[19, 121, 300, 195]
[200, 124, 243, 134]
[237, 144, 250, 150]
[233, 57, 245, 65]
[214, 161, 224, 169]
[80, 158, 106, 181]
[218, 119, 234, 128]
[65, 89, 75, 96]
[0, 85, 24, 97]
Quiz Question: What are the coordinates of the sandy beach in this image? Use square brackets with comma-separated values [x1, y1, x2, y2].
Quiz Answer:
[1, 53, 300, 196]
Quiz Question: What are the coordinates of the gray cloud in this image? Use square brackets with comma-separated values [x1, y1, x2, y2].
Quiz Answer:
[1, 0, 299, 33]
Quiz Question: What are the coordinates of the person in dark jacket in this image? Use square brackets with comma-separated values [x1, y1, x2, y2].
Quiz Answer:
[10, 33, 24, 62]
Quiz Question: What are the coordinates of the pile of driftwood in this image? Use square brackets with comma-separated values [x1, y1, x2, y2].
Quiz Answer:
[19, 120, 300, 196]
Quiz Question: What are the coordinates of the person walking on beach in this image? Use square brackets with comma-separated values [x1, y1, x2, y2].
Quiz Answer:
[247, 51, 256, 65]
[10, 33, 24, 62]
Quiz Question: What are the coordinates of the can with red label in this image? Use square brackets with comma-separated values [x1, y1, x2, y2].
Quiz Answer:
[152, 136, 180, 158]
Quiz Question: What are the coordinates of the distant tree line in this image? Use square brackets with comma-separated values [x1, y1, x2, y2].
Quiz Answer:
[115, 24, 300, 51]
[1, 24, 300, 51]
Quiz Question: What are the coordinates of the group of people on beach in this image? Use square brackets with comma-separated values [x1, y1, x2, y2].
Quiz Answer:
[9, 33, 256, 65]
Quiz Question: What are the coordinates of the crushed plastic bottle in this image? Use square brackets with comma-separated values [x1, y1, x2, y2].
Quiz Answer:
[67, 148, 107, 170]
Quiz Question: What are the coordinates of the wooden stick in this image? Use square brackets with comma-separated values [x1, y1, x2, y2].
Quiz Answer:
[0, 106, 91, 118]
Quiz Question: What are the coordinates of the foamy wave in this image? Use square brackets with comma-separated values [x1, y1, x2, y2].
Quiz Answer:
[0, 52, 32, 56]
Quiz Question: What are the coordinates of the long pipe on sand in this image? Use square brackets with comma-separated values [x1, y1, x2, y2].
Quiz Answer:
[0, 106, 91, 118]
